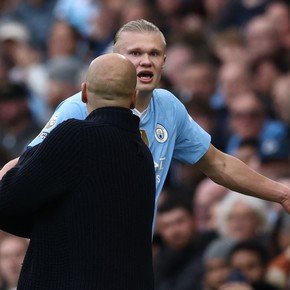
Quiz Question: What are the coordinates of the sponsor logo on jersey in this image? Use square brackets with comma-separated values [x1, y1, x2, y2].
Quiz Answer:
[154, 161, 159, 169]
[45, 114, 58, 129]
[154, 157, 166, 184]
[155, 124, 168, 143]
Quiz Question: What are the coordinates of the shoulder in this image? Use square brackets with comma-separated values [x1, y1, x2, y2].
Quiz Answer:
[39, 92, 86, 135]
[54, 92, 87, 118]
[153, 88, 180, 103]
[53, 118, 83, 131]
[28, 94, 87, 148]
[43, 119, 83, 143]
[153, 88, 186, 113]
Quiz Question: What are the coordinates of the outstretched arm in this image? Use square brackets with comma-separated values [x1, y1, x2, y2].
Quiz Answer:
[196, 144, 290, 213]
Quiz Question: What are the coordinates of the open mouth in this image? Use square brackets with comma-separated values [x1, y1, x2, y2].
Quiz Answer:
[137, 71, 154, 82]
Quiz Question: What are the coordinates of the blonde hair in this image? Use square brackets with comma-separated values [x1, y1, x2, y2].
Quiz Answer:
[113, 19, 166, 48]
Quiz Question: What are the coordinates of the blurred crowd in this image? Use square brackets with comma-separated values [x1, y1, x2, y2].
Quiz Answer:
[0, 0, 290, 289]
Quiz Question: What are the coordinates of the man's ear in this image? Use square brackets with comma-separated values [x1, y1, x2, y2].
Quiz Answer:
[162, 55, 166, 69]
[130, 90, 138, 109]
[81, 82, 87, 104]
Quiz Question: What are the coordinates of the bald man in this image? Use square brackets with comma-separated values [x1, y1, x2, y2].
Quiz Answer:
[0, 53, 156, 290]
[82, 53, 137, 111]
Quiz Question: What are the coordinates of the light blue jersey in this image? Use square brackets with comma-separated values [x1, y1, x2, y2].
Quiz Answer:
[29, 89, 211, 203]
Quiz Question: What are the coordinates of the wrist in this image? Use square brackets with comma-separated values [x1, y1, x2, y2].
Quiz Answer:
[279, 184, 290, 214]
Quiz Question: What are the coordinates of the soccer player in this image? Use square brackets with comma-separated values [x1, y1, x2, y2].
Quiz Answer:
[1, 19, 290, 214]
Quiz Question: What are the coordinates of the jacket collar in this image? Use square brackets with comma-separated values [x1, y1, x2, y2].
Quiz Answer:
[86, 107, 140, 134]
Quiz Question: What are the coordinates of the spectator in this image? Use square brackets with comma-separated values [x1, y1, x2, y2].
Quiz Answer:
[154, 197, 216, 290]
[89, 6, 120, 56]
[9, 42, 47, 99]
[215, 61, 253, 149]
[245, 15, 281, 63]
[214, 0, 270, 32]
[0, 82, 41, 160]
[202, 238, 235, 290]
[0, 235, 28, 290]
[216, 191, 270, 243]
[0, 21, 30, 66]
[228, 239, 279, 290]
[189, 97, 229, 151]
[265, 1, 290, 49]
[218, 61, 252, 105]
[0, 20, 48, 124]
[162, 42, 194, 94]
[266, 211, 290, 290]
[234, 138, 261, 171]
[179, 60, 217, 104]
[53, 0, 100, 38]
[186, 99, 215, 132]
[202, 0, 228, 33]
[193, 178, 228, 233]
[227, 91, 290, 169]
[120, 0, 154, 26]
[155, 0, 191, 38]
[4, 0, 57, 50]
[47, 20, 84, 60]
[250, 57, 283, 108]
[272, 74, 290, 125]
[211, 28, 248, 65]
[45, 56, 84, 110]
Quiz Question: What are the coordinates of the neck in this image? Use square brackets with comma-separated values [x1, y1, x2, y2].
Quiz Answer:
[135, 90, 152, 112]
[87, 100, 130, 114]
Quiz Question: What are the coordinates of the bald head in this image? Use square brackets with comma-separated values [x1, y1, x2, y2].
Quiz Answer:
[82, 53, 137, 112]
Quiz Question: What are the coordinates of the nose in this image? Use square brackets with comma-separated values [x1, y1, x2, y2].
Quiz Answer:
[140, 53, 151, 66]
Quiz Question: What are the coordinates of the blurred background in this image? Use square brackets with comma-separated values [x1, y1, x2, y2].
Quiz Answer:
[0, 1, 290, 289]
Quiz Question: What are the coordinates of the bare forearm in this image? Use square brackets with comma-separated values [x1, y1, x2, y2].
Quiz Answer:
[0, 158, 19, 180]
[197, 145, 289, 205]
[210, 152, 288, 203]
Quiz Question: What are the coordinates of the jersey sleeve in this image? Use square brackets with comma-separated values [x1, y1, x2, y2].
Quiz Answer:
[173, 101, 211, 164]
[28, 97, 87, 147]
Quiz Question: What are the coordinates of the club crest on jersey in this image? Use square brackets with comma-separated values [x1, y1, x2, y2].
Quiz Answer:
[155, 124, 168, 143]
[45, 115, 58, 129]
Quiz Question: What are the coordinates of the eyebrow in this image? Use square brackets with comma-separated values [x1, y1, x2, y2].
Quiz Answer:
[127, 47, 163, 53]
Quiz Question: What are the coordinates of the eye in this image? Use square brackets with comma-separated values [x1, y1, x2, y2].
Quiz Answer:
[130, 51, 140, 56]
[150, 51, 160, 57]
